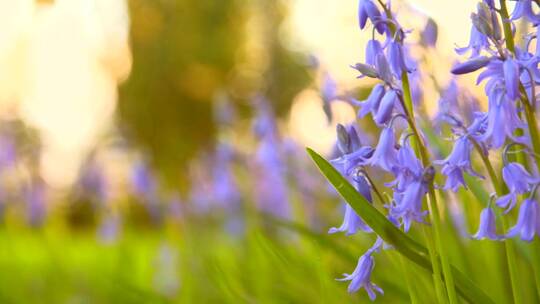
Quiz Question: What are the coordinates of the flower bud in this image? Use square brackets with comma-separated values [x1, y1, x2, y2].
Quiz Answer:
[451, 56, 491, 74]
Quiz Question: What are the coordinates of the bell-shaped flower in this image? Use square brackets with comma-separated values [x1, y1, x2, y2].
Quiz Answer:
[510, 0, 540, 23]
[451, 56, 491, 75]
[507, 198, 539, 242]
[496, 162, 540, 211]
[472, 206, 503, 240]
[479, 89, 525, 148]
[358, 0, 385, 34]
[338, 241, 384, 300]
[329, 202, 372, 235]
[373, 89, 398, 125]
[435, 136, 482, 192]
[355, 84, 385, 118]
[365, 39, 383, 66]
[503, 58, 520, 101]
[387, 41, 410, 77]
[421, 18, 438, 47]
[368, 126, 397, 172]
[455, 25, 490, 58]
[390, 180, 428, 232]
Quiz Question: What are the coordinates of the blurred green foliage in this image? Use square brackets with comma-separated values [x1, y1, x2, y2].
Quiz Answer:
[118, 0, 310, 185]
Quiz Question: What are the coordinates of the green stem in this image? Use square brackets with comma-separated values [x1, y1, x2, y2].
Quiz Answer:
[472, 136, 522, 304]
[496, 2, 527, 302]
[401, 72, 457, 304]
[399, 255, 419, 304]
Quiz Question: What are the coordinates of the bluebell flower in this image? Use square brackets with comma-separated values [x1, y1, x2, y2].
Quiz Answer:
[131, 160, 157, 202]
[212, 143, 241, 209]
[358, 0, 384, 33]
[510, 0, 540, 24]
[374, 89, 398, 125]
[387, 41, 410, 77]
[435, 136, 482, 192]
[507, 198, 539, 241]
[331, 126, 374, 175]
[321, 73, 338, 122]
[497, 162, 540, 211]
[390, 180, 428, 232]
[252, 99, 290, 219]
[451, 56, 491, 75]
[479, 88, 525, 148]
[375, 53, 395, 84]
[329, 202, 372, 235]
[365, 40, 383, 66]
[472, 206, 502, 240]
[355, 84, 385, 118]
[455, 25, 490, 58]
[503, 58, 521, 101]
[338, 239, 384, 300]
[421, 18, 438, 47]
[368, 126, 397, 172]
[389, 141, 423, 192]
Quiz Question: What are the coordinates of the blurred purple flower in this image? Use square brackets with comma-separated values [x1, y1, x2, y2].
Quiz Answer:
[368, 126, 397, 172]
[507, 198, 539, 241]
[497, 162, 540, 211]
[338, 238, 384, 300]
[472, 206, 502, 240]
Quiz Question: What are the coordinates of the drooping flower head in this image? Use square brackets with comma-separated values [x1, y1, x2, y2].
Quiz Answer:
[507, 198, 540, 242]
[338, 238, 384, 300]
[472, 206, 502, 240]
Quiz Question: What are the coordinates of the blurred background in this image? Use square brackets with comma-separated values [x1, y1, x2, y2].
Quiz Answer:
[0, 0, 483, 303]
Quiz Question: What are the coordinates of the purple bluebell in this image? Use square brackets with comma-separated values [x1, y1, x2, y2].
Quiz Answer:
[472, 206, 502, 240]
[321, 73, 338, 122]
[497, 162, 540, 211]
[503, 58, 520, 101]
[331, 125, 374, 175]
[338, 239, 384, 300]
[0, 135, 16, 170]
[365, 40, 383, 66]
[451, 56, 491, 75]
[389, 140, 423, 191]
[252, 99, 290, 219]
[368, 126, 397, 172]
[375, 53, 394, 84]
[435, 136, 482, 192]
[358, 0, 384, 34]
[329, 175, 373, 235]
[131, 160, 157, 200]
[373, 89, 398, 125]
[355, 84, 385, 119]
[390, 180, 428, 232]
[329, 202, 372, 235]
[510, 0, 540, 23]
[455, 25, 490, 58]
[421, 18, 438, 47]
[212, 143, 241, 208]
[507, 198, 539, 241]
[387, 41, 409, 77]
[479, 88, 525, 148]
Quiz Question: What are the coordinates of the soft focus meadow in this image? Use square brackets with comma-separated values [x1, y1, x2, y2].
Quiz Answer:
[3, 0, 540, 303]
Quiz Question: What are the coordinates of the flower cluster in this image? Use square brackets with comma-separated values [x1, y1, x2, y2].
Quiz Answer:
[449, 0, 540, 241]
[327, 0, 439, 299]
[324, 0, 540, 300]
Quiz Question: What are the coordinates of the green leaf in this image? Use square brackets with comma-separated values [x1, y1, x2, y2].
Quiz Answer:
[306, 147, 495, 304]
